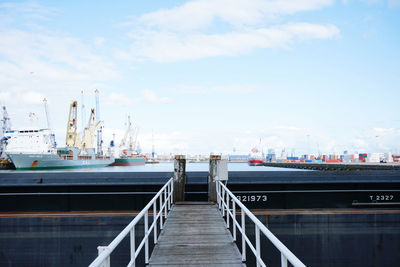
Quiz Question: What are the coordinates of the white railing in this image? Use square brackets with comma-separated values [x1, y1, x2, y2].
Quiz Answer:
[216, 181, 306, 267]
[89, 178, 173, 267]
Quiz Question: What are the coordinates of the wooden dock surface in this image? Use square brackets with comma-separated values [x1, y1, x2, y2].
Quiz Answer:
[149, 204, 245, 267]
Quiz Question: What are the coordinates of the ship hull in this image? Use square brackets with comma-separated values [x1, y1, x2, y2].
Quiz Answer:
[248, 159, 264, 166]
[8, 153, 113, 170]
[110, 157, 146, 166]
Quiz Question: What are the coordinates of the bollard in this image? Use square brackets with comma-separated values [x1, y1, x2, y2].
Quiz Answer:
[208, 155, 221, 203]
[173, 155, 186, 203]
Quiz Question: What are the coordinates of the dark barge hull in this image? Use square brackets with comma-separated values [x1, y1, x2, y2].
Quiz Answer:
[0, 170, 399, 211]
[1, 170, 400, 267]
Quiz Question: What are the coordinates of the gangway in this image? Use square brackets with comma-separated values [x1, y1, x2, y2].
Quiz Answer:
[89, 177, 306, 267]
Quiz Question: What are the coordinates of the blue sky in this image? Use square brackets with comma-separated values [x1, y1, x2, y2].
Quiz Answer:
[0, 0, 399, 155]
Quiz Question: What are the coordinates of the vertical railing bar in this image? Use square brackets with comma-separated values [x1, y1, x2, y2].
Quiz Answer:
[226, 189, 230, 228]
[159, 194, 163, 230]
[164, 187, 167, 219]
[232, 199, 236, 241]
[241, 208, 246, 262]
[167, 182, 171, 211]
[153, 202, 157, 244]
[256, 225, 260, 267]
[145, 210, 149, 264]
[222, 186, 225, 217]
[281, 253, 288, 267]
[130, 227, 135, 267]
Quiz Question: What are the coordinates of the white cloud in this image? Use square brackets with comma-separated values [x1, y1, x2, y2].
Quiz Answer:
[136, 0, 334, 31]
[122, 23, 339, 62]
[104, 91, 172, 106]
[119, 0, 340, 62]
[175, 84, 259, 94]
[94, 37, 105, 47]
[104, 93, 139, 106]
[141, 90, 172, 103]
[21, 91, 45, 104]
[0, 91, 11, 102]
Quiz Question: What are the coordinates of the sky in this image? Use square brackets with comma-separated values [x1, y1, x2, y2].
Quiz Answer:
[0, 0, 399, 156]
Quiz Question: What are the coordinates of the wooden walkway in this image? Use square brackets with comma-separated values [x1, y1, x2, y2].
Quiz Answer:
[149, 204, 245, 267]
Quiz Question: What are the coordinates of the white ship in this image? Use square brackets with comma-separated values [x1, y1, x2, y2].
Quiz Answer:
[6, 92, 113, 170]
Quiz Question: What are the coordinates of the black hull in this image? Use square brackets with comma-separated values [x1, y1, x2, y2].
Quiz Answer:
[0, 170, 399, 211]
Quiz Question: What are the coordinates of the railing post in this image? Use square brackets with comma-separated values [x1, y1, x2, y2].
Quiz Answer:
[145, 210, 149, 264]
[164, 188, 167, 219]
[97, 246, 110, 267]
[130, 228, 135, 266]
[159, 193, 163, 230]
[256, 225, 260, 267]
[232, 200, 236, 241]
[222, 187, 225, 217]
[153, 202, 157, 244]
[216, 181, 221, 209]
[167, 182, 171, 210]
[173, 155, 186, 203]
[281, 253, 288, 267]
[241, 209, 246, 262]
[226, 191, 230, 228]
[208, 155, 221, 202]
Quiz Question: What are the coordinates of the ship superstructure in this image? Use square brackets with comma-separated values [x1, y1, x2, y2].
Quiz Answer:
[110, 115, 145, 166]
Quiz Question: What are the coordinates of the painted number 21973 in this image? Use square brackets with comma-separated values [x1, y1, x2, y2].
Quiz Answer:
[236, 195, 267, 202]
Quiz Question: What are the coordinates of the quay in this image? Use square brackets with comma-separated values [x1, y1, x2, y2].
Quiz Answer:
[264, 162, 400, 171]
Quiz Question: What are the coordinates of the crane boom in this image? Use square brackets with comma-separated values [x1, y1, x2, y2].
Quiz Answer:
[66, 101, 78, 147]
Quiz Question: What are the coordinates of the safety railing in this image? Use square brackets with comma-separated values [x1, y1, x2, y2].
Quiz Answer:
[89, 177, 173, 267]
[216, 181, 306, 267]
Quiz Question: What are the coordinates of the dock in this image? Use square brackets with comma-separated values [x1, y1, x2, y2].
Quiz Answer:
[149, 203, 245, 267]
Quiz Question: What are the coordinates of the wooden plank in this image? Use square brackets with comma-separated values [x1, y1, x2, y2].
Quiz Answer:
[149, 204, 245, 266]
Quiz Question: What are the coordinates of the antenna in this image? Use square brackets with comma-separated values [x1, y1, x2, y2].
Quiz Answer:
[95, 89, 102, 155]
[43, 98, 51, 130]
[81, 90, 86, 137]
[43, 98, 56, 148]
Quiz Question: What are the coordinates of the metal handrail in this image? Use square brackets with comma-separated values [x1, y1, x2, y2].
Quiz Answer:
[89, 177, 173, 267]
[216, 181, 306, 267]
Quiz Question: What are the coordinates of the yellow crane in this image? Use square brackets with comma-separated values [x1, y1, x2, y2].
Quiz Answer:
[66, 101, 79, 147]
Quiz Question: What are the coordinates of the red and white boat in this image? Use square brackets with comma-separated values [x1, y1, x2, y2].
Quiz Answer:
[248, 147, 264, 166]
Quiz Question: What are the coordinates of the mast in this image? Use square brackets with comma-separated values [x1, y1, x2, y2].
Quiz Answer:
[43, 98, 56, 148]
[95, 90, 103, 155]
[81, 90, 86, 138]
[1, 106, 11, 156]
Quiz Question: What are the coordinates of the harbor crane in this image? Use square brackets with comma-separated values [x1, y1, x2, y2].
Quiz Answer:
[81, 108, 102, 151]
[66, 101, 79, 147]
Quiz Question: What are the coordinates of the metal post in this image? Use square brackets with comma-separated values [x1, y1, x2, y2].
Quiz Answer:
[216, 182, 220, 209]
[256, 225, 260, 267]
[97, 246, 110, 267]
[222, 187, 225, 217]
[208, 155, 221, 202]
[159, 194, 163, 230]
[241, 209, 246, 262]
[153, 202, 157, 244]
[233, 200, 236, 241]
[173, 155, 186, 203]
[167, 182, 171, 210]
[130, 228, 135, 266]
[145, 210, 149, 264]
[164, 188, 167, 219]
[226, 191, 230, 228]
[281, 253, 288, 267]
